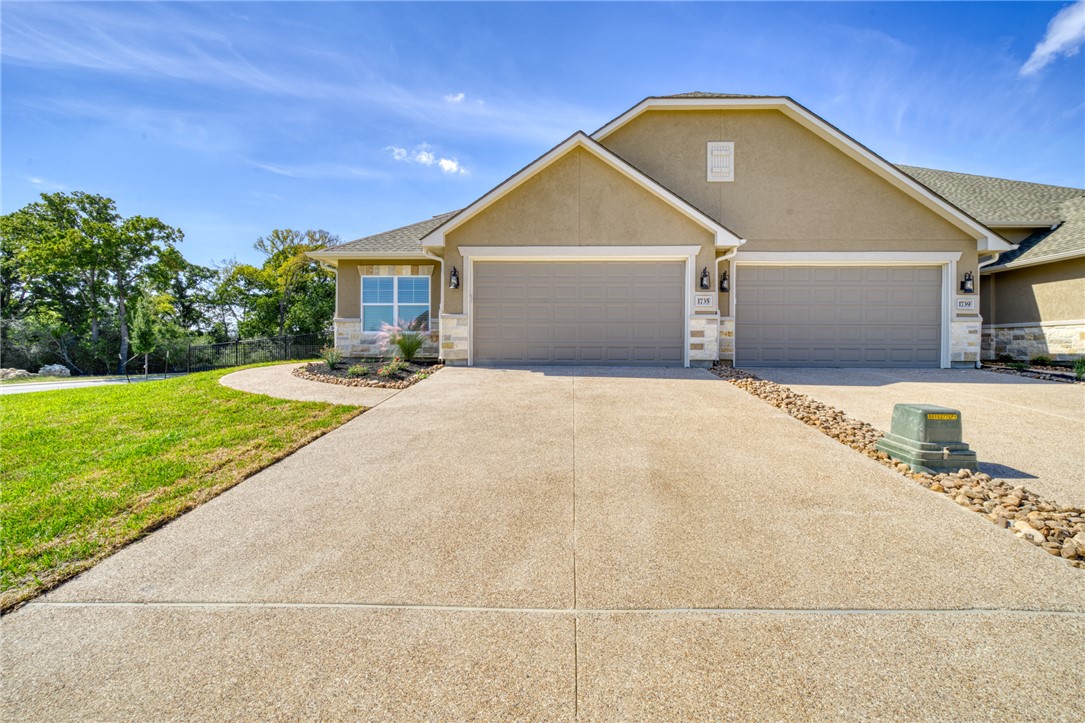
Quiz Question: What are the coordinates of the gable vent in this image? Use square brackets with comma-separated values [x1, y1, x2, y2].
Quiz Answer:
[707, 141, 734, 182]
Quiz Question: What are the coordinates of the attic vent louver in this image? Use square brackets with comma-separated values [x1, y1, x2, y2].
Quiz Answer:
[707, 141, 734, 182]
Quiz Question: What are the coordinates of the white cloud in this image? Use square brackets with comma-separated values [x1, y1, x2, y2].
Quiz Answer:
[443, 92, 465, 103]
[1020, 0, 1085, 76]
[438, 158, 468, 176]
[247, 160, 383, 180]
[386, 143, 468, 176]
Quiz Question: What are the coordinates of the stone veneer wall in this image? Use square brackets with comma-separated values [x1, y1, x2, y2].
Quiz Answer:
[688, 315, 720, 365]
[440, 314, 469, 364]
[950, 319, 981, 367]
[717, 317, 735, 365]
[982, 322, 1085, 362]
[333, 319, 439, 359]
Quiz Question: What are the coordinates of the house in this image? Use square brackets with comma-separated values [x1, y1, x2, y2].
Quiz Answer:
[311, 93, 1022, 369]
[897, 167, 1085, 362]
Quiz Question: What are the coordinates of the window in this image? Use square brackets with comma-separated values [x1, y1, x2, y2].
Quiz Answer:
[361, 275, 430, 331]
[707, 141, 734, 182]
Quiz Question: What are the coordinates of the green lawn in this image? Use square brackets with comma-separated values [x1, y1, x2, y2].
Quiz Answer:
[0, 365, 364, 611]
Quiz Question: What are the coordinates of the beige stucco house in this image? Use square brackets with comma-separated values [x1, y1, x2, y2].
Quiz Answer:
[312, 93, 1032, 368]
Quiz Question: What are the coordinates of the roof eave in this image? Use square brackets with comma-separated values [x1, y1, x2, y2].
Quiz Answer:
[981, 247, 1085, 274]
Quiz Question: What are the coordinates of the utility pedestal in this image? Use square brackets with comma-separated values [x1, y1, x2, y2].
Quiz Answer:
[875, 404, 977, 475]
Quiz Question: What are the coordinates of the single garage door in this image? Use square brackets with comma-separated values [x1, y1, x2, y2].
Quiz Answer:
[473, 261, 685, 365]
[736, 265, 942, 367]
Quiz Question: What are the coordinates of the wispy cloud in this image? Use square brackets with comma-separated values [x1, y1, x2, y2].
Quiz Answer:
[1020, 0, 1085, 76]
[246, 160, 384, 180]
[1, 3, 597, 144]
[27, 177, 67, 191]
[387, 144, 469, 176]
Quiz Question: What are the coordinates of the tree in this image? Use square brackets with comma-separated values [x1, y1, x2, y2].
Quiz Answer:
[251, 229, 337, 337]
[107, 215, 183, 373]
[129, 297, 158, 379]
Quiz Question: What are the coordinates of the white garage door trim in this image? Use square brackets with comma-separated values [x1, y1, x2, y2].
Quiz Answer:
[460, 245, 700, 367]
[732, 251, 962, 369]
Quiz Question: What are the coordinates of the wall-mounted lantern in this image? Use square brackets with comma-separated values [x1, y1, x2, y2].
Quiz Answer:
[449, 266, 460, 289]
[699, 267, 710, 290]
[719, 270, 730, 293]
[960, 271, 975, 294]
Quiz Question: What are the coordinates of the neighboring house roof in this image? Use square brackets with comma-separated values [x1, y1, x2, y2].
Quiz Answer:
[592, 93, 1012, 252]
[420, 131, 745, 249]
[897, 166, 1085, 271]
[310, 212, 458, 261]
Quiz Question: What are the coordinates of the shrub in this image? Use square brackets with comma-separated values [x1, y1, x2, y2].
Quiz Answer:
[377, 359, 408, 378]
[1030, 355, 1052, 367]
[377, 321, 425, 362]
[1074, 357, 1085, 381]
[346, 364, 370, 378]
[1009, 361, 1029, 371]
[319, 345, 343, 370]
[996, 353, 1014, 363]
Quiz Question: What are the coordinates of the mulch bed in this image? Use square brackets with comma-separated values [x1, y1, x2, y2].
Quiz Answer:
[710, 364, 1085, 568]
[980, 363, 1082, 384]
[293, 360, 443, 389]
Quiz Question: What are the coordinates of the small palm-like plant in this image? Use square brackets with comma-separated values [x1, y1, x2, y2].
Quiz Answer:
[1074, 357, 1085, 381]
[377, 321, 425, 361]
[319, 345, 343, 370]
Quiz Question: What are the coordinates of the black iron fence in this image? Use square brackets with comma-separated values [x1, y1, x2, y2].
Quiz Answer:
[186, 333, 331, 373]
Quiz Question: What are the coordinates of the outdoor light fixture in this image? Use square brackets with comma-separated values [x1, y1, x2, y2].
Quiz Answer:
[719, 270, 730, 293]
[700, 267, 710, 290]
[960, 271, 975, 294]
[449, 266, 460, 289]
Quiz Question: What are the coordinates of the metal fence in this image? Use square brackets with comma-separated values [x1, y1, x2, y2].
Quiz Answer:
[186, 333, 331, 373]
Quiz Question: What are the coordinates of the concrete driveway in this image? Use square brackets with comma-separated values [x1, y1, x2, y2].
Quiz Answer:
[3, 367, 1084, 720]
[754, 367, 1085, 508]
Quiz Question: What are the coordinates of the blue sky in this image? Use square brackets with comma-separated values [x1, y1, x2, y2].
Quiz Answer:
[3, 1, 1084, 267]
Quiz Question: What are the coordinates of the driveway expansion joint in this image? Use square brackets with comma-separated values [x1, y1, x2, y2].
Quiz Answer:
[25, 601, 1085, 617]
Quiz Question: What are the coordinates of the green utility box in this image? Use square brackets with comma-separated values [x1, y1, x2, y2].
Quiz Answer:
[875, 404, 977, 474]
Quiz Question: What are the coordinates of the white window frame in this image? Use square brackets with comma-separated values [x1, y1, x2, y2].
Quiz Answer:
[360, 275, 431, 331]
[707, 141, 734, 182]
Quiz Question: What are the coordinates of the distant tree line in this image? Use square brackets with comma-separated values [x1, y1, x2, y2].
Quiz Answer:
[1, 191, 337, 375]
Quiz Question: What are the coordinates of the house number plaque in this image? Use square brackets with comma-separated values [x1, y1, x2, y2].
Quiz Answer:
[694, 294, 714, 308]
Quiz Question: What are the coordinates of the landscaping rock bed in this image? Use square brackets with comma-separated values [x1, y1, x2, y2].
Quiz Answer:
[980, 363, 1082, 384]
[293, 361, 442, 389]
[711, 364, 1085, 568]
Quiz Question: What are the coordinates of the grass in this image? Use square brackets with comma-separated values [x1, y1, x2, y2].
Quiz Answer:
[0, 364, 365, 611]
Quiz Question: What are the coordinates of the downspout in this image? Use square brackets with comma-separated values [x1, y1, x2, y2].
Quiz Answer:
[975, 251, 1004, 368]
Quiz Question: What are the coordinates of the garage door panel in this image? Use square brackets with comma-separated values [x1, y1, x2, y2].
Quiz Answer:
[473, 261, 685, 365]
[736, 265, 941, 368]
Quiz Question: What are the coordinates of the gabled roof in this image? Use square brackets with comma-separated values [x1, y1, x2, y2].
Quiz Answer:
[310, 212, 458, 262]
[897, 166, 1081, 226]
[421, 131, 745, 249]
[895, 166, 1085, 271]
[592, 94, 1013, 252]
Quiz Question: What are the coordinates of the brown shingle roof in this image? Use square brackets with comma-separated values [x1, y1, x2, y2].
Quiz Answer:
[897, 166, 1085, 268]
[320, 212, 459, 256]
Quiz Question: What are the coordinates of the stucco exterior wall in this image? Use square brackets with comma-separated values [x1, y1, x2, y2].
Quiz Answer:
[983, 257, 1085, 325]
[335, 259, 441, 319]
[441, 146, 717, 315]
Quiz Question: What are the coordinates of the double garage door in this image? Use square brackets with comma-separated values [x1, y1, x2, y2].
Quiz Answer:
[473, 261, 684, 365]
[735, 265, 942, 367]
[469, 261, 943, 368]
